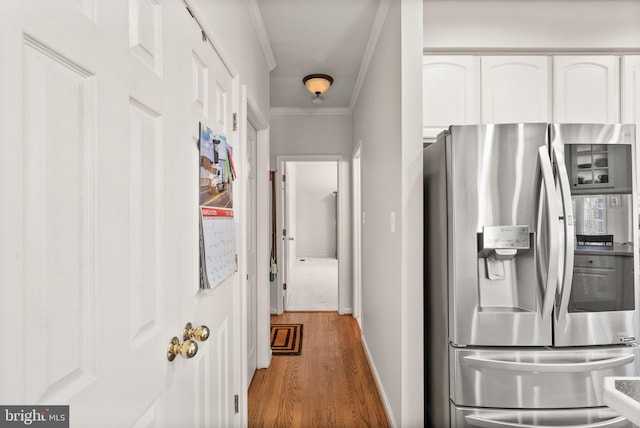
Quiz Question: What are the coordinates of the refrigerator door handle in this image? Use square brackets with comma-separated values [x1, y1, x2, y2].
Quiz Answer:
[551, 142, 575, 322]
[463, 354, 635, 373]
[465, 415, 628, 428]
[537, 146, 560, 321]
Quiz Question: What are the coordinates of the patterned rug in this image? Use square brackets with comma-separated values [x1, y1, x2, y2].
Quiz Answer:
[270, 324, 303, 355]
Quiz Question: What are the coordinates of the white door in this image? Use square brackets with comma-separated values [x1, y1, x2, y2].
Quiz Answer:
[622, 56, 640, 193]
[0, 1, 240, 427]
[246, 120, 258, 383]
[186, 9, 240, 428]
[481, 56, 551, 123]
[553, 55, 620, 123]
[352, 144, 363, 327]
[422, 55, 481, 140]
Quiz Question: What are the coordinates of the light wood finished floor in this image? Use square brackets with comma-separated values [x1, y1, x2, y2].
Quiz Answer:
[248, 312, 390, 427]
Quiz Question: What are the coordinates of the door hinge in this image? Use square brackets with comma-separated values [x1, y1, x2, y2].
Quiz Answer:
[234, 395, 239, 413]
[283, 283, 287, 291]
[233, 113, 238, 131]
[186, 6, 194, 17]
[282, 229, 287, 237]
[282, 174, 286, 182]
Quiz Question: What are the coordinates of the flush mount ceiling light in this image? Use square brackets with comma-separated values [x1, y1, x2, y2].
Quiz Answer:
[303, 74, 334, 104]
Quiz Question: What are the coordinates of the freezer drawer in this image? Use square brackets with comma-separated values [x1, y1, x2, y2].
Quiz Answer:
[451, 346, 640, 408]
[451, 405, 636, 428]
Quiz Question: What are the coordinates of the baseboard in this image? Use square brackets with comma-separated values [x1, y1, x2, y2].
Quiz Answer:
[338, 307, 353, 315]
[361, 333, 397, 428]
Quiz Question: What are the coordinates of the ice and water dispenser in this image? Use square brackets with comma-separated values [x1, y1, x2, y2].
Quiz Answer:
[477, 225, 536, 311]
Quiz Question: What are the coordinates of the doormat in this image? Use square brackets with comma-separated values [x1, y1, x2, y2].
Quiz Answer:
[270, 324, 303, 355]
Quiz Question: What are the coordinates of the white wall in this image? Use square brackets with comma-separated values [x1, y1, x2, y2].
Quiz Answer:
[352, 0, 424, 426]
[295, 162, 338, 258]
[270, 113, 353, 314]
[270, 112, 353, 162]
[423, 1, 640, 50]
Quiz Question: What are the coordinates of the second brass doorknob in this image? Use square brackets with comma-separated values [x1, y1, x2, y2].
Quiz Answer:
[167, 337, 198, 361]
[183, 323, 210, 342]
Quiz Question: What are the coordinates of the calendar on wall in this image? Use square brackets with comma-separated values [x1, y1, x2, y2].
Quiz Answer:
[198, 123, 237, 289]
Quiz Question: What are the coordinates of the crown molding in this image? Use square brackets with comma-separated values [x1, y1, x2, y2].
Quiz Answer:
[271, 107, 352, 116]
[423, 47, 640, 55]
[350, 0, 392, 111]
[246, 0, 277, 71]
[184, 0, 238, 77]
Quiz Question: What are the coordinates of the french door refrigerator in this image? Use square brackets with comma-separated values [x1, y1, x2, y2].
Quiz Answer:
[424, 123, 639, 428]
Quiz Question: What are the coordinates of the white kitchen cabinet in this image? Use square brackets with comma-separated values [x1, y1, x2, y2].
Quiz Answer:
[621, 56, 640, 194]
[553, 56, 620, 123]
[481, 56, 551, 124]
[423, 56, 480, 142]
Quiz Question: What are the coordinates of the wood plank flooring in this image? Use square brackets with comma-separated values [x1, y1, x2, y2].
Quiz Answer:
[248, 312, 390, 427]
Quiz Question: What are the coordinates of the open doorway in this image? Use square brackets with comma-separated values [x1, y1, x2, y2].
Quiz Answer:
[277, 156, 344, 313]
[285, 161, 338, 311]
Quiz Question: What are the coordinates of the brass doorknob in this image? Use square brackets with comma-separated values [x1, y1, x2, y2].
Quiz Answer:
[183, 323, 210, 342]
[167, 337, 198, 361]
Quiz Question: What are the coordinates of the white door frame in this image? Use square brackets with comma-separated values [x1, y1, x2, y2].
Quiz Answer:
[275, 154, 349, 315]
[352, 141, 362, 328]
[239, 89, 270, 419]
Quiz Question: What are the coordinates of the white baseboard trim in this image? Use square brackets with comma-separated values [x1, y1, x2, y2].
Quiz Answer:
[361, 333, 397, 428]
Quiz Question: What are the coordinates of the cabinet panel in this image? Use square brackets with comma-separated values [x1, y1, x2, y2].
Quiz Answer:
[622, 55, 640, 195]
[553, 56, 620, 123]
[423, 56, 480, 141]
[481, 56, 550, 123]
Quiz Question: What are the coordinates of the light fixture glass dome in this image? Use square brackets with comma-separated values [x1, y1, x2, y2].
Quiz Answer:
[303, 74, 334, 96]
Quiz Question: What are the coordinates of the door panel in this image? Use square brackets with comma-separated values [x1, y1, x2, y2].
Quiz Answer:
[553, 56, 620, 123]
[451, 346, 640, 409]
[22, 34, 96, 404]
[550, 123, 638, 347]
[481, 56, 550, 123]
[447, 124, 552, 346]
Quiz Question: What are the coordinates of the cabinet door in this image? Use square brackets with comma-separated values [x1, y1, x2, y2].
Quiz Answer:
[481, 56, 550, 123]
[423, 56, 480, 141]
[622, 55, 640, 194]
[553, 56, 620, 123]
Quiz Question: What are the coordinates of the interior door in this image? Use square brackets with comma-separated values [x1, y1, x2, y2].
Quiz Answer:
[246, 119, 258, 383]
[185, 8, 240, 427]
[0, 0, 180, 425]
[0, 1, 241, 427]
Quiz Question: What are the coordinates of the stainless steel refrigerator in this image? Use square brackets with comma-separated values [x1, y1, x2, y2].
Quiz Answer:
[424, 123, 639, 427]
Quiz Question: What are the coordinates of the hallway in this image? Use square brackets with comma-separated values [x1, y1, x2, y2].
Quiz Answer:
[287, 258, 338, 311]
[248, 312, 389, 427]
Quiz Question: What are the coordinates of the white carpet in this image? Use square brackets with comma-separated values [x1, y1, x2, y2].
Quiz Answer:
[286, 257, 338, 311]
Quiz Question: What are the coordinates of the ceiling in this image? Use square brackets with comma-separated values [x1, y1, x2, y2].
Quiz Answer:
[253, 0, 384, 111]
